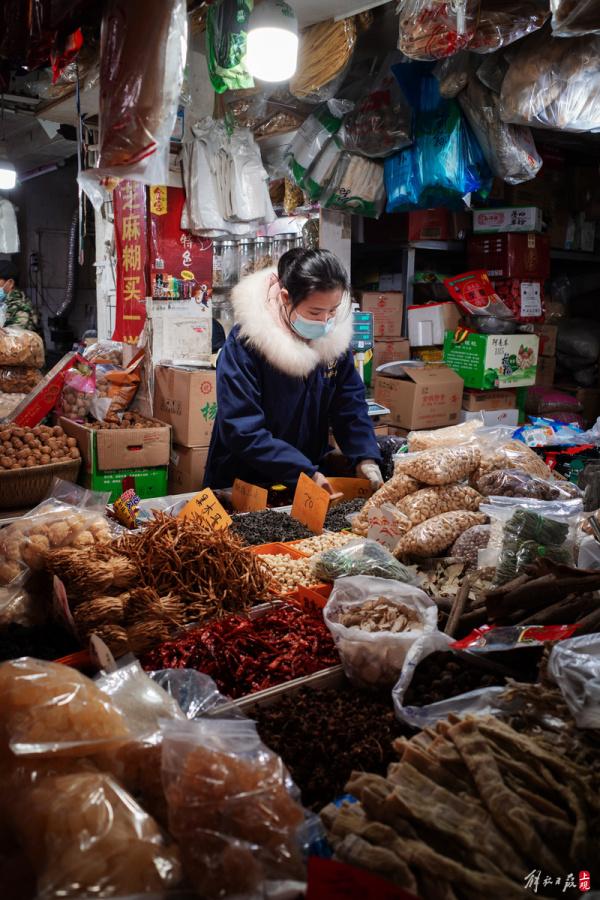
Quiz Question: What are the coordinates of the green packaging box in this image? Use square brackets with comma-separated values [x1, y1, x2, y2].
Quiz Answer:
[443, 330, 539, 390]
[83, 466, 168, 503]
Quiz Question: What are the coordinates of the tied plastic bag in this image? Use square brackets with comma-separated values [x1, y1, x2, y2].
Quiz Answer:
[397, 0, 479, 61]
[162, 719, 306, 898]
[56, 362, 96, 422]
[79, 0, 187, 208]
[351, 472, 420, 536]
[323, 575, 437, 688]
[470, 0, 550, 53]
[458, 77, 542, 185]
[500, 30, 600, 133]
[340, 52, 412, 158]
[206, 0, 253, 93]
[286, 99, 352, 199]
[83, 340, 124, 366]
[312, 539, 417, 583]
[290, 17, 357, 103]
[548, 634, 600, 728]
[322, 153, 385, 218]
[551, 0, 600, 36]
[475, 468, 582, 502]
[0, 326, 44, 367]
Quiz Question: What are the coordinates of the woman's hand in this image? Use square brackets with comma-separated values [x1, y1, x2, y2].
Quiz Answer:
[312, 471, 335, 494]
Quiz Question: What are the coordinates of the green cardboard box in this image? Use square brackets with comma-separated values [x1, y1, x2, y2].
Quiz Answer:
[443, 330, 539, 390]
[84, 466, 168, 503]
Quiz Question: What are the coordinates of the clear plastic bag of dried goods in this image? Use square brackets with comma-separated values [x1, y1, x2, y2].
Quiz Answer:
[313, 539, 418, 583]
[340, 52, 412, 158]
[407, 418, 484, 452]
[395, 510, 488, 558]
[324, 575, 437, 688]
[0, 325, 44, 367]
[500, 30, 600, 133]
[83, 339, 124, 366]
[470, 434, 553, 482]
[394, 445, 482, 486]
[290, 17, 357, 103]
[450, 523, 491, 567]
[458, 76, 542, 185]
[433, 51, 471, 97]
[0, 571, 44, 628]
[0, 365, 42, 394]
[351, 473, 420, 536]
[79, 0, 187, 208]
[322, 152, 386, 219]
[397, 484, 483, 526]
[474, 468, 583, 501]
[470, 0, 550, 53]
[548, 633, 600, 727]
[56, 362, 96, 422]
[551, 0, 600, 36]
[286, 99, 352, 199]
[10, 770, 182, 897]
[162, 718, 306, 898]
[397, 0, 479, 61]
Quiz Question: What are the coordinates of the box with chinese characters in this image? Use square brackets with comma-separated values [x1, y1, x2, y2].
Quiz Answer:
[443, 330, 539, 390]
[374, 364, 463, 430]
[154, 365, 217, 448]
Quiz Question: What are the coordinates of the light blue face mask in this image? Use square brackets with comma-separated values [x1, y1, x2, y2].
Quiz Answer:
[290, 313, 336, 341]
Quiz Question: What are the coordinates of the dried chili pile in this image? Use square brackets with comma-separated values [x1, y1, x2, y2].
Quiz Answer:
[141, 604, 339, 698]
[254, 684, 409, 811]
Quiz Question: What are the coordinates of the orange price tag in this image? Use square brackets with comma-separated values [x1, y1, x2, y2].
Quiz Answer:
[177, 488, 232, 531]
[291, 472, 330, 535]
[232, 479, 268, 513]
[327, 477, 374, 500]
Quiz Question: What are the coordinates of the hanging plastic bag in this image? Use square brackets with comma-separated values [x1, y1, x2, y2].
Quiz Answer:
[548, 634, 600, 728]
[323, 575, 437, 688]
[290, 17, 357, 103]
[229, 127, 276, 223]
[458, 76, 542, 185]
[0, 198, 19, 254]
[286, 99, 353, 197]
[551, 0, 600, 37]
[322, 153, 385, 218]
[397, 0, 479, 61]
[470, 1, 550, 53]
[433, 51, 471, 98]
[206, 0, 254, 93]
[79, 0, 187, 208]
[500, 30, 600, 133]
[340, 52, 412, 158]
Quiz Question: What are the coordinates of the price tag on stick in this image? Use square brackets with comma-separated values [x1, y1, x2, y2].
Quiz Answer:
[231, 479, 268, 513]
[291, 472, 330, 535]
[178, 488, 232, 530]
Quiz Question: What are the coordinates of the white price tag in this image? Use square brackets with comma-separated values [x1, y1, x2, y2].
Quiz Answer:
[520, 282, 542, 318]
[367, 503, 406, 552]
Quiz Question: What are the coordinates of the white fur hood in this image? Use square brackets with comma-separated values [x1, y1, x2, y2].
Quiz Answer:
[231, 267, 353, 378]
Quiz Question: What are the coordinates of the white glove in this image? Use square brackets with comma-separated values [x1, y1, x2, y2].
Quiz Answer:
[356, 460, 383, 490]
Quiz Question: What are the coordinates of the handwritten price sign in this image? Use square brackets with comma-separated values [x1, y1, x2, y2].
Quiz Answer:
[231, 479, 268, 513]
[328, 477, 374, 500]
[178, 488, 232, 531]
[291, 472, 330, 534]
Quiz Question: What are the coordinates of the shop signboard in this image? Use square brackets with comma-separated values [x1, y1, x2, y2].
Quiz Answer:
[113, 180, 149, 344]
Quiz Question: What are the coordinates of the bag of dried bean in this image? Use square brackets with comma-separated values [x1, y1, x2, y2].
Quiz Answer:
[395, 510, 488, 558]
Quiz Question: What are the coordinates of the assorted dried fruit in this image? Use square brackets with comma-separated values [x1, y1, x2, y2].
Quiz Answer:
[0, 424, 80, 472]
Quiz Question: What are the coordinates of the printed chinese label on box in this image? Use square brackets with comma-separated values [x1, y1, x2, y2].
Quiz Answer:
[154, 366, 217, 447]
[443, 330, 539, 390]
[472, 207, 542, 234]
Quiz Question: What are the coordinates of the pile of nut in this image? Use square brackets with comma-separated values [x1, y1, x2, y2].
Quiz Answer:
[339, 597, 422, 633]
[293, 531, 356, 556]
[257, 553, 317, 592]
[88, 412, 164, 431]
[61, 385, 93, 421]
[0, 425, 80, 471]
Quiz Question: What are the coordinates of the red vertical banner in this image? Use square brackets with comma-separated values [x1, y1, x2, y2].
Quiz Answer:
[113, 181, 149, 343]
[148, 185, 213, 301]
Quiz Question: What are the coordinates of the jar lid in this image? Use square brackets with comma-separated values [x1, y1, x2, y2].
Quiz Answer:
[239, 238, 255, 246]
[272, 233, 296, 242]
[255, 236, 272, 245]
[220, 240, 237, 247]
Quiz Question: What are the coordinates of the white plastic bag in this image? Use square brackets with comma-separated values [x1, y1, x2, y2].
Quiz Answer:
[286, 99, 352, 199]
[324, 575, 437, 688]
[548, 634, 600, 728]
[0, 199, 19, 253]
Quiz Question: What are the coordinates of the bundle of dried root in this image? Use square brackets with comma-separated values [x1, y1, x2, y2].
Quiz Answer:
[45, 544, 137, 599]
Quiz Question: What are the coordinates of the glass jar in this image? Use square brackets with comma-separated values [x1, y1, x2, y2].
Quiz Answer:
[239, 238, 256, 278]
[271, 233, 297, 266]
[212, 241, 224, 288]
[254, 237, 273, 271]
[293, 234, 304, 250]
[221, 240, 239, 286]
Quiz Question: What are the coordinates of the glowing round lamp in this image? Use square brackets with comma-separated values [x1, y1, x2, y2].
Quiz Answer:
[246, 0, 298, 83]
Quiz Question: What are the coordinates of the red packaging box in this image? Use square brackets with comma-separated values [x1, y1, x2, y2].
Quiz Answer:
[8, 352, 85, 428]
[363, 209, 450, 244]
[492, 279, 545, 325]
[467, 233, 550, 280]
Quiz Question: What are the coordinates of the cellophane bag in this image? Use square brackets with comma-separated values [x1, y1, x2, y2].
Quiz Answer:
[407, 418, 484, 451]
[162, 719, 306, 898]
[548, 634, 600, 728]
[286, 99, 352, 198]
[324, 575, 437, 688]
[395, 510, 488, 558]
[500, 30, 600, 133]
[433, 51, 472, 98]
[458, 76, 542, 185]
[0, 365, 42, 394]
[397, 484, 482, 526]
[0, 326, 44, 367]
[394, 444, 481, 486]
[290, 17, 357, 103]
[470, 0, 550, 53]
[83, 340, 124, 366]
[351, 473, 420, 536]
[551, 0, 600, 36]
[322, 152, 386, 218]
[397, 0, 479, 61]
[79, 0, 187, 208]
[0, 571, 44, 628]
[91, 349, 144, 420]
[475, 468, 582, 501]
[56, 362, 96, 422]
[313, 539, 418, 583]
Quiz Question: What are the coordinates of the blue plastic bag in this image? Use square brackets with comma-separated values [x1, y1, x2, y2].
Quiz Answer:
[385, 73, 491, 212]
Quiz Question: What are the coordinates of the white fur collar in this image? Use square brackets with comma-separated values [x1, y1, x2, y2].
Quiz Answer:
[231, 267, 353, 378]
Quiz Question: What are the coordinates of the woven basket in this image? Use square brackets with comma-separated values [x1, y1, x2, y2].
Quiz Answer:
[0, 458, 81, 511]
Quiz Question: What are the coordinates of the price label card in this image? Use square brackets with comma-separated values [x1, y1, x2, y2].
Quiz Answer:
[231, 479, 268, 513]
[291, 472, 330, 535]
[520, 282, 542, 318]
[178, 487, 232, 530]
[367, 503, 407, 552]
[328, 477, 374, 500]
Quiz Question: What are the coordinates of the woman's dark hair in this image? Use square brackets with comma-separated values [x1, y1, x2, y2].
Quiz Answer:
[277, 248, 349, 309]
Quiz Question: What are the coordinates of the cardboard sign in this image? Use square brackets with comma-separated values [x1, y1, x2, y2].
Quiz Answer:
[328, 477, 373, 501]
[177, 487, 231, 531]
[232, 479, 268, 513]
[291, 472, 330, 535]
[89, 634, 118, 673]
[367, 503, 407, 552]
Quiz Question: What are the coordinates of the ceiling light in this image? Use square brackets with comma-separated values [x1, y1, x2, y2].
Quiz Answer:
[0, 147, 16, 190]
[246, 0, 298, 83]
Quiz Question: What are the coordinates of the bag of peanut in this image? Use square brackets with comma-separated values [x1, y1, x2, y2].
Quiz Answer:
[395, 445, 481, 486]
[398, 484, 482, 526]
[352, 473, 420, 536]
[395, 510, 488, 558]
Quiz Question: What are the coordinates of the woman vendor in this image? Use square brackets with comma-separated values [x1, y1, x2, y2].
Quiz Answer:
[204, 248, 383, 494]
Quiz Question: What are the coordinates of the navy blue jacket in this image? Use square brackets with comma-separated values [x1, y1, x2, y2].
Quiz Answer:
[204, 325, 381, 488]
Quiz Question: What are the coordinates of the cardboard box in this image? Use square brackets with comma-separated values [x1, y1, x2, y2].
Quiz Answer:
[82, 466, 168, 503]
[360, 292, 404, 339]
[532, 324, 558, 357]
[9, 352, 85, 427]
[407, 302, 461, 347]
[473, 207, 543, 234]
[459, 408, 519, 427]
[411, 346, 444, 363]
[59, 417, 171, 472]
[535, 355, 556, 387]
[443, 331, 539, 390]
[168, 445, 209, 494]
[404, 209, 450, 242]
[467, 233, 550, 280]
[373, 339, 410, 371]
[462, 388, 517, 412]
[154, 366, 217, 447]
[374, 365, 463, 431]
